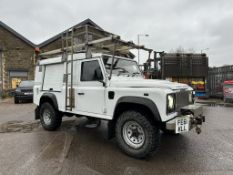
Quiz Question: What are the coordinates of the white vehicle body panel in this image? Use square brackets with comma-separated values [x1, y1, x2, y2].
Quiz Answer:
[43, 63, 64, 91]
[34, 53, 193, 122]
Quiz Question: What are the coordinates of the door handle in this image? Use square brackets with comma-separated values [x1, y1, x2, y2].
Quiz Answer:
[78, 92, 85, 95]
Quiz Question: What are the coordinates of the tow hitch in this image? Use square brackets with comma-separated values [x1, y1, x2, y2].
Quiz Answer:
[181, 105, 205, 134]
[191, 115, 205, 134]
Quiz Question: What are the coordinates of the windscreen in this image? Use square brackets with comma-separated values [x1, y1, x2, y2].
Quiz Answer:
[102, 55, 141, 77]
[19, 81, 34, 87]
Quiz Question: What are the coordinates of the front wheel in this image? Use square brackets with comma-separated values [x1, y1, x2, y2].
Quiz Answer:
[115, 110, 160, 158]
[39, 102, 62, 131]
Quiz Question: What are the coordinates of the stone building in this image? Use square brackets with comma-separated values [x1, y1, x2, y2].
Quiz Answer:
[0, 21, 36, 97]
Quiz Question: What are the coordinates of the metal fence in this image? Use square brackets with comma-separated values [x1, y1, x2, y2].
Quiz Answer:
[161, 53, 208, 78]
[208, 65, 233, 97]
[160, 53, 208, 97]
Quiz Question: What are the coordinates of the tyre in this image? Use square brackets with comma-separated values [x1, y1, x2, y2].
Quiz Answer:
[115, 110, 160, 158]
[39, 102, 62, 131]
[14, 97, 19, 104]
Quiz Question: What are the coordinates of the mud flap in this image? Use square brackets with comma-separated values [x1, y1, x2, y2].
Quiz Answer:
[35, 106, 40, 120]
[107, 120, 115, 139]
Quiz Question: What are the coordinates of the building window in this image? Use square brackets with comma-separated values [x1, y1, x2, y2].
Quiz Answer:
[9, 70, 28, 89]
[11, 78, 22, 89]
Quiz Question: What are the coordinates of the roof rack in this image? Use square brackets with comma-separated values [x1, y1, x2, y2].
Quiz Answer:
[39, 35, 152, 57]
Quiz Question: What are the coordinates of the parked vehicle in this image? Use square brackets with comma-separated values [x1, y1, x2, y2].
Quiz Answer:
[223, 80, 233, 103]
[34, 35, 205, 158]
[14, 80, 34, 103]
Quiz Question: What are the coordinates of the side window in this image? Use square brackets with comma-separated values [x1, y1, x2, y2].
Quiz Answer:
[81, 60, 103, 81]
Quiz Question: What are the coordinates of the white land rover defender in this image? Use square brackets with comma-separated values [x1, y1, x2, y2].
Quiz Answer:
[34, 35, 205, 158]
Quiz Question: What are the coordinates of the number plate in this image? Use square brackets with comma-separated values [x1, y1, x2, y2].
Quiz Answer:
[175, 117, 190, 133]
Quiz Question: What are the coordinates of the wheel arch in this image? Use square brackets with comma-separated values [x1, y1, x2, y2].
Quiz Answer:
[36, 93, 59, 120]
[108, 96, 161, 139]
[113, 96, 161, 122]
[40, 93, 58, 109]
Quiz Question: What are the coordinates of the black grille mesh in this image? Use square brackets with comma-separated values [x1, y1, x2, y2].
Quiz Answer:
[175, 91, 190, 112]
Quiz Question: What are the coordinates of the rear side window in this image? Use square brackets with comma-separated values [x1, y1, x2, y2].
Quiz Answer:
[81, 60, 103, 81]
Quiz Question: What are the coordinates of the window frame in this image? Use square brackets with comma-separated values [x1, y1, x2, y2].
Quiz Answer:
[101, 54, 142, 77]
[80, 58, 105, 82]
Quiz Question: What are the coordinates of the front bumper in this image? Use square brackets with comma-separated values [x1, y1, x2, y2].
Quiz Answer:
[165, 104, 205, 134]
[15, 93, 33, 100]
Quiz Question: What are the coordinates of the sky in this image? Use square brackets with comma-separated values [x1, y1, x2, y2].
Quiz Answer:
[0, 0, 232, 66]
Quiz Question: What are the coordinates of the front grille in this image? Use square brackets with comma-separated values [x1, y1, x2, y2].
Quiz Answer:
[175, 90, 190, 112]
[21, 89, 33, 93]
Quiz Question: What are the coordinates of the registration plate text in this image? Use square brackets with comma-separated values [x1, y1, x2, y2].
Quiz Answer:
[175, 117, 190, 133]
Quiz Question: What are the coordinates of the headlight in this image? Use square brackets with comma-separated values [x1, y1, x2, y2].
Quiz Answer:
[167, 94, 176, 113]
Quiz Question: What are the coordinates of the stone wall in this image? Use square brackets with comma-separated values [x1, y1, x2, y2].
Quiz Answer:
[0, 26, 35, 96]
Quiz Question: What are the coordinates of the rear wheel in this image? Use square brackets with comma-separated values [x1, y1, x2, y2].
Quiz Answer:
[115, 110, 160, 158]
[39, 102, 62, 131]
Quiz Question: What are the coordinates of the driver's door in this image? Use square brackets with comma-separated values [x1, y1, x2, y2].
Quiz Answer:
[76, 58, 106, 115]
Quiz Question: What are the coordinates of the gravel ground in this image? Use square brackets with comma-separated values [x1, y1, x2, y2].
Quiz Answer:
[0, 99, 233, 175]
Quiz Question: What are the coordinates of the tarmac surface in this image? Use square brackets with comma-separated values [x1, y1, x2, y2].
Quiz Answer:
[0, 99, 233, 175]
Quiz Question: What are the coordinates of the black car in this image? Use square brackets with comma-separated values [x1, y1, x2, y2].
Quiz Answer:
[14, 80, 34, 104]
